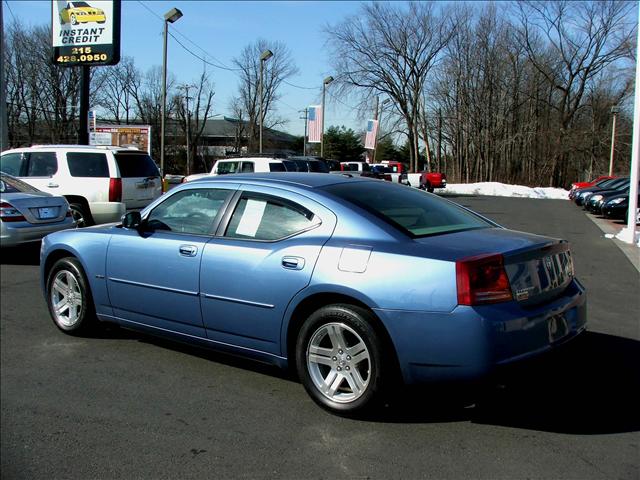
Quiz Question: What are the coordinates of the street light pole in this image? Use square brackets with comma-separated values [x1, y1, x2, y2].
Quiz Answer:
[609, 105, 620, 176]
[321, 76, 333, 157]
[160, 7, 183, 176]
[259, 49, 273, 154]
[299, 108, 308, 156]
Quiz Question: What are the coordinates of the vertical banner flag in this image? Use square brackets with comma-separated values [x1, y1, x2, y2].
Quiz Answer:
[364, 119, 379, 149]
[307, 105, 322, 143]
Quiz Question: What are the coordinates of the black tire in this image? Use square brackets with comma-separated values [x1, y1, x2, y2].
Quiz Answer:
[69, 203, 93, 228]
[46, 257, 97, 335]
[426, 182, 434, 193]
[70, 14, 77, 25]
[296, 304, 390, 415]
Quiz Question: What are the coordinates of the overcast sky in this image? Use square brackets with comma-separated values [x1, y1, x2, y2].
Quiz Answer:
[4, 0, 372, 136]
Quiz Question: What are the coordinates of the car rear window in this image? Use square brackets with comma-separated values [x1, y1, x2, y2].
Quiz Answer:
[67, 152, 109, 177]
[323, 182, 492, 238]
[114, 152, 160, 178]
[0, 174, 40, 193]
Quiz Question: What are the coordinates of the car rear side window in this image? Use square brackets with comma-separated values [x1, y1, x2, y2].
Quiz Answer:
[147, 188, 230, 235]
[308, 161, 330, 173]
[269, 163, 286, 172]
[323, 182, 492, 238]
[225, 194, 320, 241]
[27, 152, 58, 177]
[217, 161, 240, 174]
[114, 152, 160, 178]
[241, 162, 255, 173]
[67, 152, 109, 177]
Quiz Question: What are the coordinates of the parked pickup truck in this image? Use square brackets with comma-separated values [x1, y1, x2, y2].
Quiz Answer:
[418, 171, 447, 192]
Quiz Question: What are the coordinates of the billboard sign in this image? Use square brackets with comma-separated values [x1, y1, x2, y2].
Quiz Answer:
[51, 0, 121, 67]
[89, 125, 152, 154]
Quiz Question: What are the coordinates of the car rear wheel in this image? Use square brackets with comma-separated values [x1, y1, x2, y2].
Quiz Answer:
[296, 304, 389, 415]
[69, 203, 92, 228]
[46, 257, 96, 335]
[70, 13, 77, 25]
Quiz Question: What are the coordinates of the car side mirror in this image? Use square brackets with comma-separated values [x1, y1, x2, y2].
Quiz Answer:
[122, 211, 142, 229]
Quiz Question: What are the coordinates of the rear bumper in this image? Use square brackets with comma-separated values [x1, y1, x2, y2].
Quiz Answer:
[374, 279, 587, 385]
[89, 202, 126, 225]
[0, 218, 76, 247]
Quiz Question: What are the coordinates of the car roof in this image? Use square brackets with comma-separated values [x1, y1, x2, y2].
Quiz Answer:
[217, 157, 284, 164]
[190, 172, 373, 189]
[2, 145, 141, 153]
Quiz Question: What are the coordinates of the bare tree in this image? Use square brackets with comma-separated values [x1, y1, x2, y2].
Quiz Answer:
[326, 2, 457, 171]
[175, 70, 215, 174]
[93, 56, 140, 124]
[232, 39, 298, 151]
[515, 0, 636, 185]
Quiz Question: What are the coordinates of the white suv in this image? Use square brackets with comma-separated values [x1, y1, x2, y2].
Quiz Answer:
[183, 156, 291, 182]
[0, 145, 162, 226]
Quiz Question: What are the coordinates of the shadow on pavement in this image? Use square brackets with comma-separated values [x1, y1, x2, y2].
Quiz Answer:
[376, 331, 640, 434]
[1, 243, 41, 266]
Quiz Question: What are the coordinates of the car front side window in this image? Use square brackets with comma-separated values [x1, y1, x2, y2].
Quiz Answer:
[146, 188, 230, 235]
[225, 194, 321, 241]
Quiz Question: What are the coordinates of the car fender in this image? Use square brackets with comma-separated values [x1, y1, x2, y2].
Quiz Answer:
[40, 227, 115, 318]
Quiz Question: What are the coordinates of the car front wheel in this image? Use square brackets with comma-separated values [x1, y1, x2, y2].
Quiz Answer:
[46, 257, 96, 335]
[296, 304, 389, 415]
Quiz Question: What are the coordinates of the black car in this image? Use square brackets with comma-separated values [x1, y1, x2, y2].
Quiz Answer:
[602, 193, 640, 222]
[287, 156, 332, 173]
[575, 177, 629, 206]
[585, 182, 636, 215]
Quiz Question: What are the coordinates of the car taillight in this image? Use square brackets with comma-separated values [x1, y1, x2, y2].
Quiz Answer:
[109, 178, 122, 202]
[0, 202, 26, 222]
[456, 253, 512, 305]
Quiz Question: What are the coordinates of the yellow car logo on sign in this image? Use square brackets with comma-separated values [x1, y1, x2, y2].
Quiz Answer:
[59, 1, 106, 26]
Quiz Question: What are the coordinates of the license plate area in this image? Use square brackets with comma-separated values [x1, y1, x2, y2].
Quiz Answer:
[548, 314, 569, 343]
[37, 207, 58, 219]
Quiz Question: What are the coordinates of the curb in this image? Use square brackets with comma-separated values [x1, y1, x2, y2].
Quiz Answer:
[585, 213, 640, 273]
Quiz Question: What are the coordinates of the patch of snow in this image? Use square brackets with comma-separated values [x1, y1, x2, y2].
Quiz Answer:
[441, 182, 569, 200]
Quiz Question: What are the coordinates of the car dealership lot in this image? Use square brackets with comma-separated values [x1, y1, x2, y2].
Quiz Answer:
[1, 195, 638, 479]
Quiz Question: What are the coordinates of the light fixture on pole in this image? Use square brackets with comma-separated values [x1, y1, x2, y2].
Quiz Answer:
[609, 105, 620, 176]
[259, 49, 273, 154]
[320, 76, 334, 157]
[160, 7, 183, 178]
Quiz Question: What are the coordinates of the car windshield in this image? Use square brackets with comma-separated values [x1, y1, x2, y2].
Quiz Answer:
[323, 182, 492, 237]
[0, 174, 41, 193]
[70, 2, 91, 7]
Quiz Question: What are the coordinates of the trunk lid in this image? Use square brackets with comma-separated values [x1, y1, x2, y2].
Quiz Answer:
[414, 227, 574, 305]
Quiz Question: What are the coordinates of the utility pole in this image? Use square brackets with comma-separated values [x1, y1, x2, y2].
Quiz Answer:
[609, 106, 620, 176]
[437, 107, 442, 173]
[299, 108, 308, 155]
[178, 84, 195, 176]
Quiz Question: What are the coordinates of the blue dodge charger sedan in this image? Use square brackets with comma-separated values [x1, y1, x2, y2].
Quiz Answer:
[40, 173, 587, 414]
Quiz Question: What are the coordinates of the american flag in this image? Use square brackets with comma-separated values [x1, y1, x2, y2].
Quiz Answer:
[364, 119, 378, 149]
[307, 105, 322, 143]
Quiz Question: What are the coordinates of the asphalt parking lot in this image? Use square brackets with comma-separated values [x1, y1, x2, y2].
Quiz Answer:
[1, 195, 638, 480]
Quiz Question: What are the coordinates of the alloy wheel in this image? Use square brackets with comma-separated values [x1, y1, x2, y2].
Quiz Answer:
[306, 322, 371, 403]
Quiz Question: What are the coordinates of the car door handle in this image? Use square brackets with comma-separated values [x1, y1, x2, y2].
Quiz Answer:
[179, 245, 198, 257]
[47, 183, 59, 188]
[282, 256, 305, 270]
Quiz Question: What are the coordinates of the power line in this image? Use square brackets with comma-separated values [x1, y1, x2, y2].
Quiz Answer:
[4, 0, 17, 23]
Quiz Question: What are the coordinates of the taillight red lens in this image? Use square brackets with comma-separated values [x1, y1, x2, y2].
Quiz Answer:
[0, 202, 27, 222]
[109, 178, 122, 202]
[456, 253, 512, 305]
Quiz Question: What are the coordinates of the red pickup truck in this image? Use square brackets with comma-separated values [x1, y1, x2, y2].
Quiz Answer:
[418, 171, 447, 192]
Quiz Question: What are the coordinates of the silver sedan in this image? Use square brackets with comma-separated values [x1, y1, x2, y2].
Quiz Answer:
[0, 172, 76, 247]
